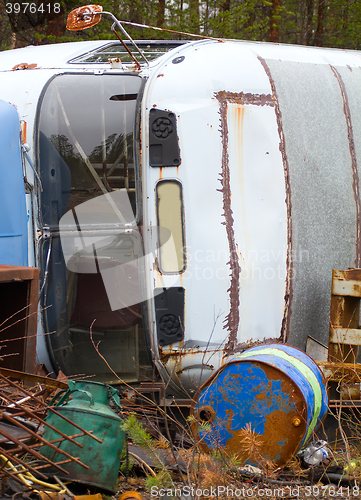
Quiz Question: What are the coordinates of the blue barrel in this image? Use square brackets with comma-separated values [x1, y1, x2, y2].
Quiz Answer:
[191, 344, 328, 465]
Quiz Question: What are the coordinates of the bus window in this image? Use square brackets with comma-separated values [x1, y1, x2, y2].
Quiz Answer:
[38, 73, 143, 227]
[156, 180, 185, 273]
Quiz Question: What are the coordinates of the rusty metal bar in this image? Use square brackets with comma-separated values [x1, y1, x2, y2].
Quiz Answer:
[46, 407, 102, 443]
[1, 412, 89, 470]
[0, 447, 49, 480]
[0, 393, 85, 448]
[8, 432, 92, 454]
[330, 327, 361, 345]
[317, 361, 361, 382]
[0, 374, 102, 443]
[111, 27, 141, 69]
[36, 458, 76, 471]
[0, 374, 48, 408]
[0, 463, 35, 486]
[0, 425, 71, 475]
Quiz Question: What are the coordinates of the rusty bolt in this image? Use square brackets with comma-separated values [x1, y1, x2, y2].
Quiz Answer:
[292, 417, 301, 427]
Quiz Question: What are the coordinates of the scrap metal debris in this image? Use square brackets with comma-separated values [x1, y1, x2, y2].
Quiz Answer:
[0, 369, 100, 494]
[0, 367, 358, 500]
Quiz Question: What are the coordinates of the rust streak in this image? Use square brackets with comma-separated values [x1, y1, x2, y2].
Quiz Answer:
[216, 92, 241, 353]
[257, 57, 293, 343]
[159, 346, 220, 364]
[20, 120, 27, 144]
[12, 63, 38, 71]
[331, 65, 361, 267]
[217, 91, 274, 107]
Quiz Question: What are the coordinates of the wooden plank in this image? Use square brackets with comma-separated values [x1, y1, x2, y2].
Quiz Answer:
[332, 278, 361, 297]
[333, 268, 361, 282]
[317, 361, 361, 383]
[0, 367, 68, 390]
[329, 269, 360, 363]
[330, 327, 361, 345]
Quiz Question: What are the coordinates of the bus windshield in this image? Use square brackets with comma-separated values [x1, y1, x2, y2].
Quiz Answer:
[38, 73, 143, 227]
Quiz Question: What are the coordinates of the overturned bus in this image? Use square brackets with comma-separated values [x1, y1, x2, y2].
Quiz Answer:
[0, 8, 360, 397]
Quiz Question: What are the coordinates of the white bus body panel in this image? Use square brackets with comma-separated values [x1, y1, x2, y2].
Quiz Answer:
[142, 40, 361, 394]
[0, 39, 360, 395]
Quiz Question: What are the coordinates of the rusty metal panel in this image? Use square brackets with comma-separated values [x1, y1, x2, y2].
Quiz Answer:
[142, 42, 289, 395]
[219, 93, 288, 351]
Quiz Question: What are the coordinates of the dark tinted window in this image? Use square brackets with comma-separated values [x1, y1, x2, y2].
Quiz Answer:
[38, 73, 142, 227]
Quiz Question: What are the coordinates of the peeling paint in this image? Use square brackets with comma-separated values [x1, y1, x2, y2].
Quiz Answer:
[12, 63, 38, 71]
[217, 91, 274, 107]
[20, 120, 27, 144]
[159, 346, 215, 364]
[192, 344, 327, 464]
[216, 92, 241, 354]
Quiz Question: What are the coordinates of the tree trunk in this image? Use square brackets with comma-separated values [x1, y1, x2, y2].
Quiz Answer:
[222, 0, 231, 12]
[45, 0, 65, 38]
[268, 0, 280, 43]
[305, 0, 314, 45]
[190, 0, 200, 33]
[313, 0, 326, 46]
[157, 0, 166, 27]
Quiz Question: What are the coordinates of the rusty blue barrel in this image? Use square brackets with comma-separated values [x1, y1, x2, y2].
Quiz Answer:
[191, 344, 328, 465]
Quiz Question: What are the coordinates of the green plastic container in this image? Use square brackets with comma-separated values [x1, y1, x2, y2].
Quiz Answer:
[41, 380, 124, 492]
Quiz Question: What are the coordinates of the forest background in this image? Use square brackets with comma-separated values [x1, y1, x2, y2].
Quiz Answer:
[0, 0, 361, 51]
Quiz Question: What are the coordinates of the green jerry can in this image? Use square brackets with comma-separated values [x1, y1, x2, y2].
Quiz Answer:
[41, 380, 125, 492]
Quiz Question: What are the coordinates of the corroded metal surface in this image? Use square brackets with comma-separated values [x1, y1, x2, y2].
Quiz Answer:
[215, 91, 278, 354]
[192, 344, 328, 465]
[329, 269, 361, 364]
[66, 5, 103, 31]
[215, 92, 241, 354]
